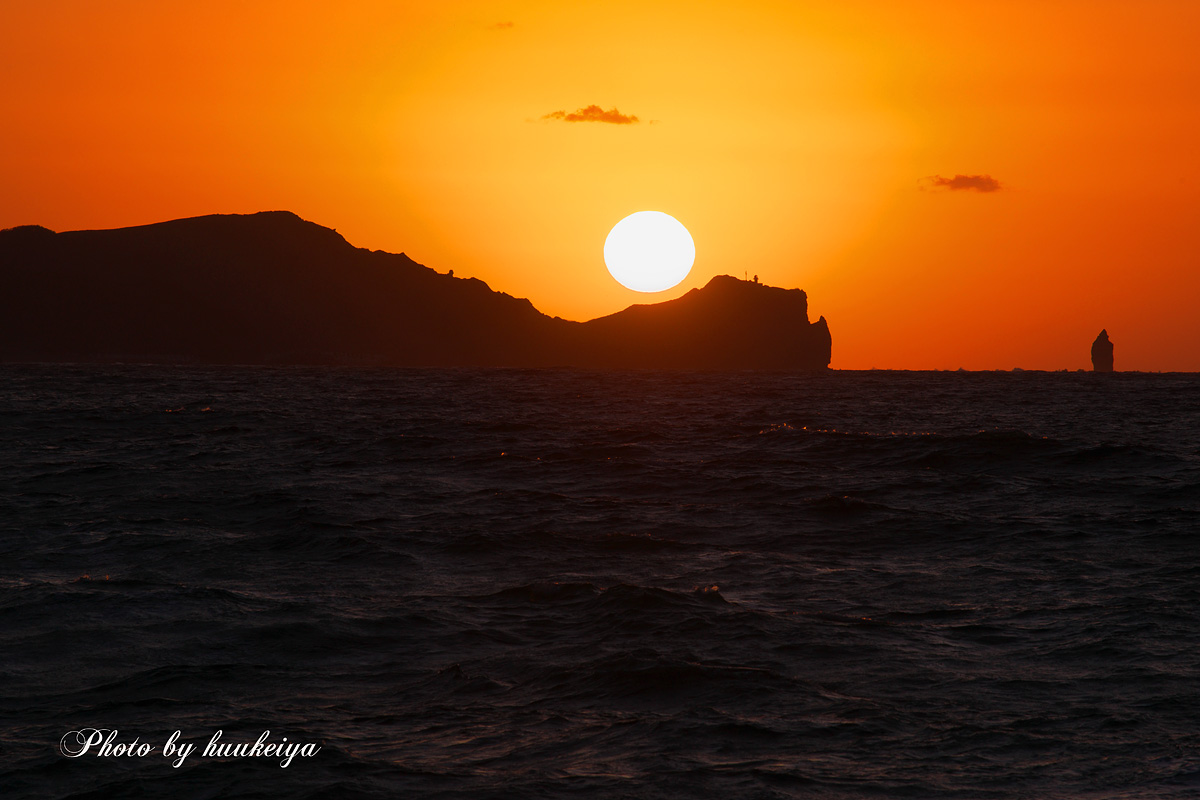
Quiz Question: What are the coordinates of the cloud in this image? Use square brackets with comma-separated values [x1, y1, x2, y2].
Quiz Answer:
[489, 21, 513, 30]
[542, 105, 639, 124]
[924, 174, 1002, 192]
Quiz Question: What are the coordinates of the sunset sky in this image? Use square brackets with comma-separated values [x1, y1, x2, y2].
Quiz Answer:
[3, 0, 1198, 370]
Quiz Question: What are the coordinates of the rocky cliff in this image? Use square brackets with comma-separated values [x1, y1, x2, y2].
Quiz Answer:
[0, 212, 832, 369]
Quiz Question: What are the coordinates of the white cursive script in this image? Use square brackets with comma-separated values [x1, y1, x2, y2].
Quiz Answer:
[59, 728, 320, 768]
[60, 729, 154, 759]
[202, 730, 320, 768]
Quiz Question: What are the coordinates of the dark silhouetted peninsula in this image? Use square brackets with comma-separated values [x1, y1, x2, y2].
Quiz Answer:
[0, 212, 831, 369]
[1091, 329, 1113, 372]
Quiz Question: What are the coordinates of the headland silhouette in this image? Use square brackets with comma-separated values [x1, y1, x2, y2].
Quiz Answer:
[0, 212, 831, 369]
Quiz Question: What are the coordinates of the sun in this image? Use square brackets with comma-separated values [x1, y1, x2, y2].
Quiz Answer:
[603, 211, 695, 293]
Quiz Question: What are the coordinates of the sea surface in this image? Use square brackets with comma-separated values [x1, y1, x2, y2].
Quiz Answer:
[1, 366, 1198, 799]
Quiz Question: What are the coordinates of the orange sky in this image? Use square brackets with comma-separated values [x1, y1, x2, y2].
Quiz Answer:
[3, 0, 1198, 370]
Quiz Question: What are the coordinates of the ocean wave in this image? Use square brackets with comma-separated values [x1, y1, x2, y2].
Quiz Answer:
[3, 367, 1200, 799]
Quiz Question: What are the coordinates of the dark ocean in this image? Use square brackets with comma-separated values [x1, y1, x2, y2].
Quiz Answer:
[2, 366, 1198, 799]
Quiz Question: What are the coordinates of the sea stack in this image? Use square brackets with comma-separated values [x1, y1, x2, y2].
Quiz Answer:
[1091, 329, 1114, 372]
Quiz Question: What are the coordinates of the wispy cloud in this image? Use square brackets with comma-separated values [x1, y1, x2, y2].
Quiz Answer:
[924, 174, 1002, 192]
[489, 21, 514, 30]
[542, 105, 639, 125]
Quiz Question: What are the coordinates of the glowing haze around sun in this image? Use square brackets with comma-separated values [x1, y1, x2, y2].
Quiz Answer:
[603, 211, 696, 293]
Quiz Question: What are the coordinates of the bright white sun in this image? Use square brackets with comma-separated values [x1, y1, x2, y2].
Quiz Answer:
[603, 211, 695, 293]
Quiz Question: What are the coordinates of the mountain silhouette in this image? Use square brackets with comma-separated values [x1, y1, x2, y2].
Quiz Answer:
[0, 211, 831, 369]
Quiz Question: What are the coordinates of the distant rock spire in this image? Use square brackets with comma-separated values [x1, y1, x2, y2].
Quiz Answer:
[1091, 329, 1114, 372]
